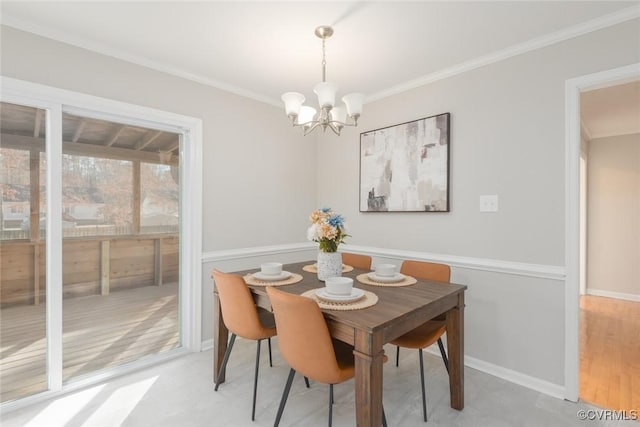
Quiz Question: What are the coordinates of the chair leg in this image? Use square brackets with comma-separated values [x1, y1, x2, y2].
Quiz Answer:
[395, 345, 400, 367]
[214, 333, 237, 391]
[419, 349, 428, 422]
[330, 383, 334, 405]
[382, 404, 388, 427]
[268, 337, 273, 368]
[252, 339, 261, 421]
[328, 384, 334, 427]
[304, 376, 311, 388]
[274, 368, 296, 427]
[437, 338, 449, 374]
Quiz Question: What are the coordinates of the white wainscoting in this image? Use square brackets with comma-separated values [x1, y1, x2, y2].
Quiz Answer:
[201, 243, 567, 400]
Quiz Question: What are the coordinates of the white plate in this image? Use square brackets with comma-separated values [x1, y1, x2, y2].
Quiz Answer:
[367, 272, 405, 283]
[315, 288, 364, 303]
[253, 271, 292, 281]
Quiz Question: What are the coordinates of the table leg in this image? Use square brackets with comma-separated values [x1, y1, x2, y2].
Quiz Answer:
[354, 329, 384, 426]
[213, 291, 229, 382]
[446, 292, 465, 410]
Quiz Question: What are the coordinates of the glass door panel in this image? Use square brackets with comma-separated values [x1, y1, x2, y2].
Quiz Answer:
[0, 102, 48, 402]
[61, 113, 180, 382]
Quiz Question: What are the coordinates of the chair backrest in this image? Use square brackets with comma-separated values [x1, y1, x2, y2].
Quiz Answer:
[400, 260, 451, 282]
[212, 269, 270, 340]
[341, 252, 372, 270]
[266, 287, 344, 384]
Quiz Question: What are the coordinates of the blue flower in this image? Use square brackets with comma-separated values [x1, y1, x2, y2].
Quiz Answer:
[327, 214, 345, 228]
[320, 207, 331, 213]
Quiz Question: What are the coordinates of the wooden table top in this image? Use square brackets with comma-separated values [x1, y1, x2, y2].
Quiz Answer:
[239, 261, 467, 339]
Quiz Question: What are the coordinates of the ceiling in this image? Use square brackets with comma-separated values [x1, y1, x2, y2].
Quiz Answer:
[1, 1, 639, 108]
[581, 80, 640, 139]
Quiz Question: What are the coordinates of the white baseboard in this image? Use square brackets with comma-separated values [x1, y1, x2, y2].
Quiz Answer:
[201, 339, 213, 351]
[423, 346, 565, 399]
[586, 288, 640, 302]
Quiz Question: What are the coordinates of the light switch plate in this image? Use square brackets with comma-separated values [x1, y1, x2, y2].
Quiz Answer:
[480, 195, 499, 212]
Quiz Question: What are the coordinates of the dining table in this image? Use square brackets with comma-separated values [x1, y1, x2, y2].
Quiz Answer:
[212, 260, 467, 427]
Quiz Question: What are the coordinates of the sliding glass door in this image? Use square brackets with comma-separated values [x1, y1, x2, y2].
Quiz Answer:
[60, 113, 181, 382]
[0, 83, 200, 405]
[0, 102, 49, 402]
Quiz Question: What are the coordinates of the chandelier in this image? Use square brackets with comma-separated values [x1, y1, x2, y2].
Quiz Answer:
[281, 26, 363, 136]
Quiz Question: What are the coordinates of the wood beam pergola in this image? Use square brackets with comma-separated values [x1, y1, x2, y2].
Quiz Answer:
[1, 133, 178, 166]
[105, 125, 126, 147]
[134, 130, 162, 151]
[72, 119, 87, 142]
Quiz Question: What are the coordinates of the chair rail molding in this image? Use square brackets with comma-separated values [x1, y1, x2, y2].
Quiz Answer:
[202, 242, 316, 263]
[342, 245, 565, 281]
[201, 242, 564, 280]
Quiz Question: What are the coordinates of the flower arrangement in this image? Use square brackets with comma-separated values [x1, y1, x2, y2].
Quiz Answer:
[307, 208, 349, 253]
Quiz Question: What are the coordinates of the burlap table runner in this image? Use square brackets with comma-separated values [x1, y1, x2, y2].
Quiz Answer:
[356, 273, 417, 287]
[244, 273, 303, 287]
[301, 288, 378, 311]
[302, 264, 354, 273]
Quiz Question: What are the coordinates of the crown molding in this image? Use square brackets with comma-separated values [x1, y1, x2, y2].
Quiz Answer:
[3, 5, 639, 107]
[580, 122, 593, 142]
[366, 4, 640, 102]
[0, 15, 282, 108]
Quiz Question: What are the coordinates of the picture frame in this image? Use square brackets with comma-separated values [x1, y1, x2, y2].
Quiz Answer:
[359, 112, 450, 212]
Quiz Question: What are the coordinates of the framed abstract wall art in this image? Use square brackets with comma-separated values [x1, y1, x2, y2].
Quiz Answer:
[360, 112, 450, 212]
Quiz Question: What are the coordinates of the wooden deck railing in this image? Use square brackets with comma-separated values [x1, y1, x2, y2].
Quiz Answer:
[0, 234, 178, 307]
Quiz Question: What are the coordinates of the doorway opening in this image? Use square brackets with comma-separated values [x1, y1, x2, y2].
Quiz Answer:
[578, 81, 640, 410]
[565, 63, 640, 408]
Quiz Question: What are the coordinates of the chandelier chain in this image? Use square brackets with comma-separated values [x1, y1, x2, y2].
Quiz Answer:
[321, 37, 327, 83]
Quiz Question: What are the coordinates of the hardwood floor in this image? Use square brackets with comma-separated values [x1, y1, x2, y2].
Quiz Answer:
[0, 283, 179, 403]
[580, 294, 640, 412]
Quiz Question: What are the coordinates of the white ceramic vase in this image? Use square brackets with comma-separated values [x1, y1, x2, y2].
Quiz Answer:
[317, 251, 342, 281]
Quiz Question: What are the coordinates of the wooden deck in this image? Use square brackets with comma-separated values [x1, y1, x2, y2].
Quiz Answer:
[0, 283, 179, 403]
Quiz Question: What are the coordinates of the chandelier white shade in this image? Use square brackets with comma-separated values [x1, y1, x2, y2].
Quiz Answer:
[281, 26, 363, 136]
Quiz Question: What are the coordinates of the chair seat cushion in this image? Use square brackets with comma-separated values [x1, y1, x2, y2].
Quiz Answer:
[390, 320, 446, 349]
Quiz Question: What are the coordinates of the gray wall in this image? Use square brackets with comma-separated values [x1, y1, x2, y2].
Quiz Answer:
[2, 18, 639, 394]
[587, 133, 640, 297]
[0, 26, 318, 252]
[316, 20, 640, 264]
[314, 20, 640, 387]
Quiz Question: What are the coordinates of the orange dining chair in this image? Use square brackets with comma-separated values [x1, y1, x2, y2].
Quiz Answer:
[212, 269, 277, 421]
[391, 260, 451, 422]
[267, 287, 387, 427]
[341, 252, 372, 270]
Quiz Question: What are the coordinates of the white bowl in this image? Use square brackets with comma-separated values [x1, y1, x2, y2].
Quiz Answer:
[325, 277, 353, 296]
[261, 262, 283, 276]
[375, 263, 397, 277]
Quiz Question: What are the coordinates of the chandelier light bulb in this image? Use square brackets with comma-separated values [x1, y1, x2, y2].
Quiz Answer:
[281, 92, 305, 117]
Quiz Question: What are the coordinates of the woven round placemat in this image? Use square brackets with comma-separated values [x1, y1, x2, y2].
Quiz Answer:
[356, 273, 417, 287]
[244, 273, 303, 287]
[302, 264, 354, 273]
[301, 288, 378, 311]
